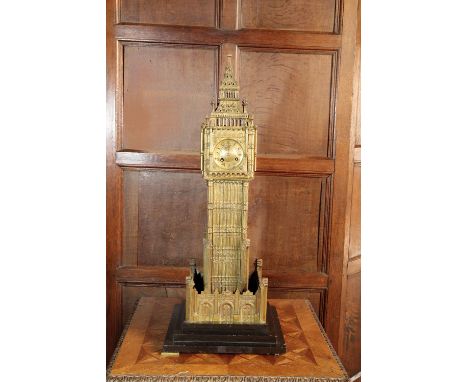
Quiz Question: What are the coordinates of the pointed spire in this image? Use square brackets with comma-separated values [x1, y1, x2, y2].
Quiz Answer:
[219, 54, 239, 101]
[210, 55, 252, 115]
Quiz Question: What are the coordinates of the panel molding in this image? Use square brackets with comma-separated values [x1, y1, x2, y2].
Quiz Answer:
[117, 0, 220, 28]
[115, 24, 342, 49]
[319, 175, 333, 273]
[326, 0, 359, 352]
[334, 0, 344, 34]
[239, 0, 342, 34]
[116, 0, 343, 36]
[116, 151, 335, 174]
[220, 0, 240, 30]
[116, 265, 329, 289]
[107, 0, 123, 362]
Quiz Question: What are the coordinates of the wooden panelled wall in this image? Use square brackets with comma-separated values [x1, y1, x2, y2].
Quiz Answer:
[106, 0, 360, 372]
[340, 1, 361, 377]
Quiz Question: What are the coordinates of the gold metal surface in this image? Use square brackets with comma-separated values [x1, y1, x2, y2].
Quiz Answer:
[186, 56, 267, 324]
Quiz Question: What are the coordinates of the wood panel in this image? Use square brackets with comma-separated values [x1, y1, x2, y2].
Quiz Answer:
[354, 72, 361, 147]
[348, 164, 360, 260]
[133, 170, 207, 266]
[340, 3, 360, 373]
[107, 0, 360, 365]
[107, 0, 123, 362]
[239, 48, 336, 157]
[341, 272, 360, 376]
[122, 43, 218, 152]
[240, 0, 340, 33]
[122, 170, 139, 266]
[325, 0, 359, 351]
[116, 24, 342, 49]
[123, 170, 330, 273]
[119, 0, 218, 27]
[341, 163, 361, 374]
[249, 175, 329, 273]
[351, 0, 361, 149]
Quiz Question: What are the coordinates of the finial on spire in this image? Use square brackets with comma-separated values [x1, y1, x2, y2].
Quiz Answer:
[242, 98, 248, 113]
[189, 258, 196, 276]
[255, 258, 263, 280]
[222, 54, 234, 81]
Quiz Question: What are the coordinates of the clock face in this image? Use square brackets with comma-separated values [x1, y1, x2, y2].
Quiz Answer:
[213, 139, 244, 170]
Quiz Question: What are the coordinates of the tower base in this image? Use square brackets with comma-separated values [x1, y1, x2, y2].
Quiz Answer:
[162, 302, 286, 355]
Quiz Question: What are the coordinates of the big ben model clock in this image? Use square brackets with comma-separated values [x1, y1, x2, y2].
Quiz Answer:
[163, 56, 285, 355]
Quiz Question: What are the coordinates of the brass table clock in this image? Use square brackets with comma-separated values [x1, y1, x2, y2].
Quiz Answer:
[163, 57, 285, 355]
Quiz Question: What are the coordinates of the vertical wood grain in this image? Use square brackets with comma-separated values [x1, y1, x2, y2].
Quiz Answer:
[341, 271, 360, 376]
[122, 170, 139, 266]
[340, 2, 361, 372]
[325, 0, 359, 351]
[341, 162, 361, 375]
[107, 0, 123, 363]
[220, 0, 240, 30]
[348, 165, 360, 260]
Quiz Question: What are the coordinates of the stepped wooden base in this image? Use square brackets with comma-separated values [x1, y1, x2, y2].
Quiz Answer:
[162, 302, 286, 355]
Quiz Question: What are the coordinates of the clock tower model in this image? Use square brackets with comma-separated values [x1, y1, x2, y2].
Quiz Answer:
[185, 56, 268, 324]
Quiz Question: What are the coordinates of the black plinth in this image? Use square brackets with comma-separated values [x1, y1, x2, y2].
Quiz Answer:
[162, 302, 286, 355]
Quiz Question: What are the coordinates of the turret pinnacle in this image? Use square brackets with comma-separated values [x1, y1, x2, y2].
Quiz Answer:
[215, 55, 242, 113]
[218, 54, 239, 101]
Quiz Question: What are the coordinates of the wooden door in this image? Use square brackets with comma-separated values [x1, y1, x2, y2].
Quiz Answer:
[107, 0, 360, 365]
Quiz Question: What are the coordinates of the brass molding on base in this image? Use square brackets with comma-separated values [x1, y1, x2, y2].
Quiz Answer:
[185, 55, 267, 325]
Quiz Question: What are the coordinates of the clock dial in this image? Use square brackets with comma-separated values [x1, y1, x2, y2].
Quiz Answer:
[213, 139, 244, 170]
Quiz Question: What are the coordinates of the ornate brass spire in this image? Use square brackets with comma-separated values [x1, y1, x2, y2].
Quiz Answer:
[214, 55, 243, 114]
[185, 56, 267, 324]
